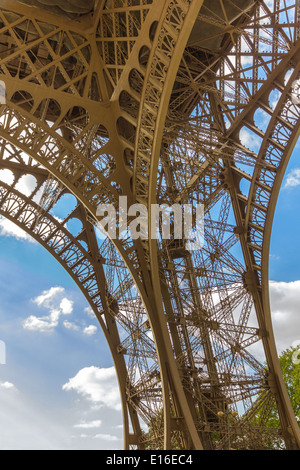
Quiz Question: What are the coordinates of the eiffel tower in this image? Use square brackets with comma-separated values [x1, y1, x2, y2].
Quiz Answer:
[0, 0, 299, 450]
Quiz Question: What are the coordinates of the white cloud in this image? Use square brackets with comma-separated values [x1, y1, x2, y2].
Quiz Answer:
[33, 287, 65, 308]
[15, 174, 37, 197]
[60, 298, 74, 315]
[239, 127, 262, 152]
[0, 169, 14, 185]
[269, 280, 300, 353]
[83, 325, 97, 336]
[283, 168, 300, 188]
[248, 280, 300, 361]
[23, 287, 74, 333]
[268, 88, 281, 110]
[0, 217, 36, 243]
[63, 320, 79, 331]
[22, 287, 99, 338]
[73, 420, 102, 429]
[264, 0, 274, 11]
[0, 381, 17, 391]
[84, 306, 95, 318]
[62, 366, 121, 411]
[23, 309, 60, 333]
[93, 433, 120, 441]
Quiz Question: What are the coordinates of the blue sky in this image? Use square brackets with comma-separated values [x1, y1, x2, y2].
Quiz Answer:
[0, 219, 124, 449]
[269, 153, 300, 283]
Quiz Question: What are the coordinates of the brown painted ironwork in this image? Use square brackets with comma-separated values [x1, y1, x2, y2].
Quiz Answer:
[0, 0, 299, 450]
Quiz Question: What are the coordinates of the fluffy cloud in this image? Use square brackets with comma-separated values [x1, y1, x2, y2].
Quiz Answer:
[0, 381, 16, 391]
[21, 286, 99, 338]
[33, 287, 65, 308]
[23, 287, 74, 333]
[84, 306, 95, 318]
[269, 280, 300, 353]
[283, 168, 300, 189]
[63, 320, 79, 331]
[59, 297, 74, 315]
[93, 433, 120, 441]
[83, 325, 97, 336]
[22, 310, 60, 333]
[0, 217, 36, 243]
[62, 366, 122, 411]
[15, 174, 38, 197]
[73, 420, 102, 429]
[247, 280, 300, 361]
[239, 127, 262, 153]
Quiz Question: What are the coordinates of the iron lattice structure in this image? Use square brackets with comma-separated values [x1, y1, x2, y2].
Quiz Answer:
[0, 0, 299, 450]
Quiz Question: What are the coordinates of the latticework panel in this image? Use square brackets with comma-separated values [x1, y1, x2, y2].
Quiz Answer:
[0, 0, 299, 450]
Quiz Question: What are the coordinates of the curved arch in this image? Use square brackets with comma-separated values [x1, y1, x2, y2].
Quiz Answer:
[0, 178, 148, 449]
[0, 119, 198, 446]
[0, 1, 207, 448]
[260, 98, 300, 445]
[132, 0, 206, 449]
[0, 101, 157, 358]
[261, 134, 300, 447]
[238, 62, 300, 447]
[133, 0, 300, 450]
[135, 0, 300, 451]
[0, 0, 299, 451]
[221, 38, 300, 449]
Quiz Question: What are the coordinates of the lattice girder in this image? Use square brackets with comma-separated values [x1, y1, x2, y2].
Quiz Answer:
[0, 163, 168, 449]
[0, 0, 299, 451]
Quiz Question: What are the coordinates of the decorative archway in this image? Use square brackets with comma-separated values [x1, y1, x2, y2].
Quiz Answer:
[0, 0, 299, 450]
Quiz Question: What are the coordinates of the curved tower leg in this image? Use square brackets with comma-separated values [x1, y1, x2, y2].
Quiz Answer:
[0, 0, 299, 450]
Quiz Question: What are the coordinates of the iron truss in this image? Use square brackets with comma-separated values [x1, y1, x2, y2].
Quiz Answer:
[0, 0, 299, 450]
